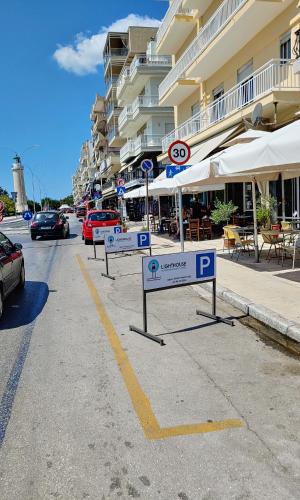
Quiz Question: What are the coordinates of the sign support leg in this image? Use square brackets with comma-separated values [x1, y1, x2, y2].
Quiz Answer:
[196, 279, 234, 326]
[88, 241, 104, 261]
[101, 252, 115, 280]
[129, 291, 165, 346]
[146, 172, 149, 232]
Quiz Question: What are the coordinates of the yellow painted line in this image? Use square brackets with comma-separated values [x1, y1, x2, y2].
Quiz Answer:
[76, 255, 243, 440]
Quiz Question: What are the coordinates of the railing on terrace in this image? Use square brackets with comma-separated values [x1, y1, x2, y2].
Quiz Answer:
[162, 59, 300, 151]
[102, 178, 116, 191]
[103, 48, 128, 68]
[118, 104, 133, 129]
[121, 135, 164, 161]
[107, 127, 119, 143]
[156, 0, 193, 47]
[105, 75, 119, 91]
[159, 0, 247, 100]
[116, 54, 172, 96]
[132, 95, 160, 113]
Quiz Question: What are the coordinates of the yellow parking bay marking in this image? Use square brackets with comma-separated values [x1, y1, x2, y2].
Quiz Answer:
[76, 255, 243, 440]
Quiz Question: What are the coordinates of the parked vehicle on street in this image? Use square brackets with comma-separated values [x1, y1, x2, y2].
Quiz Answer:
[30, 211, 70, 240]
[0, 232, 25, 319]
[76, 206, 86, 218]
[81, 210, 121, 244]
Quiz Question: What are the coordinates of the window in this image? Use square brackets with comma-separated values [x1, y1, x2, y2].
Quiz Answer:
[212, 84, 224, 123]
[0, 232, 14, 254]
[280, 32, 291, 60]
[191, 102, 200, 116]
[237, 59, 254, 106]
[88, 211, 119, 221]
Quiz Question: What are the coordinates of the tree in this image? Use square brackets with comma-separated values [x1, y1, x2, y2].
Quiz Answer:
[27, 199, 41, 212]
[0, 186, 8, 197]
[0, 194, 15, 216]
[41, 197, 60, 210]
[60, 194, 74, 206]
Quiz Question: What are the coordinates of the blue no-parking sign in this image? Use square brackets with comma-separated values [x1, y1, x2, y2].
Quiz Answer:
[22, 211, 33, 221]
[140, 159, 153, 173]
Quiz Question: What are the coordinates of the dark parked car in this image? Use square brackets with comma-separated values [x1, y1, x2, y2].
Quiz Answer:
[30, 211, 70, 240]
[76, 206, 86, 218]
[0, 232, 25, 319]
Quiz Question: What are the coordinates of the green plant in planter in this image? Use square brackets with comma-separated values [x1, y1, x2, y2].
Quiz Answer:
[210, 199, 238, 225]
[256, 195, 277, 228]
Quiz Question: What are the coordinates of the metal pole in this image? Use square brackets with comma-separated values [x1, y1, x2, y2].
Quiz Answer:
[178, 187, 184, 252]
[105, 252, 109, 275]
[146, 172, 149, 231]
[158, 196, 161, 222]
[281, 177, 285, 221]
[252, 179, 259, 263]
[143, 291, 147, 333]
[296, 177, 300, 218]
[212, 279, 216, 316]
[93, 242, 96, 259]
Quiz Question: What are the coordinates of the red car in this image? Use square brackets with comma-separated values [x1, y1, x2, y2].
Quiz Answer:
[81, 210, 121, 244]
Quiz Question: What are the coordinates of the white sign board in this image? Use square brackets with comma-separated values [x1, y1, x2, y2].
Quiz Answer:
[142, 250, 216, 291]
[105, 231, 151, 254]
[93, 225, 122, 242]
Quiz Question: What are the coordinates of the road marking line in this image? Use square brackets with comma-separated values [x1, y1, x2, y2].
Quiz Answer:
[76, 255, 243, 440]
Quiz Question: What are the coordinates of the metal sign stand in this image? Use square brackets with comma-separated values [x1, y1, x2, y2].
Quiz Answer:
[101, 246, 152, 281]
[88, 241, 105, 262]
[130, 278, 234, 347]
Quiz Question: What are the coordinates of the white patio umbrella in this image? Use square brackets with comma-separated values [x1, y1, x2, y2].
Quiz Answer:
[176, 120, 300, 261]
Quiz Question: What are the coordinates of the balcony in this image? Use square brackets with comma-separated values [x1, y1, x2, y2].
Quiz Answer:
[119, 95, 173, 137]
[107, 123, 126, 148]
[105, 75, 119, 98]
[162, 59, 300, 151]
[93, 132, 106, 151]
[102, 178, 116, 195]
[159, 0, 293, 106]
[103, 48, 128, 73]
[116, 54, 172, 103]
[156, 0, 196, 55]
[120, 135, 163, 163]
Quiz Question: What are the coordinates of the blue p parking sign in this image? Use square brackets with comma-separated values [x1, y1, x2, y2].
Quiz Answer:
[137, 232, 150, 248]
[196, 252, 215, 280]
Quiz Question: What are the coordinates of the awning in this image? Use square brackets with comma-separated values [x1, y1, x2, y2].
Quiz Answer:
[119, 153, 144, 173]
[187, 125, 241, 164]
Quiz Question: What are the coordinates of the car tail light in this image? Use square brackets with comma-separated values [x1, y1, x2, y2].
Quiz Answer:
[54, 220, 63, 227]
[31, 222, 38, 228]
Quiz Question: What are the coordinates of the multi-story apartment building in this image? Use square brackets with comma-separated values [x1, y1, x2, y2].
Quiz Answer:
[117, 40, 174, 208]
[156, 0, 300, 216]
[72, 140, 94, 204]
[101, 26, 161, 207]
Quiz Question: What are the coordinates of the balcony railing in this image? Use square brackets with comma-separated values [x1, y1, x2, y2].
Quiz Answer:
[159, 0, 247, 100]
[118, 104, 133, 129]
[104, 48, 128, 68]
[107, 126, 119, 144]
[132, 95, 160, 113]
[106, 101, 122, 120]
[120, 135, 163, 161]
[116, 54, 172, 97]
[156, 0, 193, 48]
[162, 59, 300, 151]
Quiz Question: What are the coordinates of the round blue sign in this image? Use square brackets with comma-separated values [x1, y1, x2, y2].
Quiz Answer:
[140, 159, 153, 173]
[22, 211, 33, 221]
[148, 259, 159, 273]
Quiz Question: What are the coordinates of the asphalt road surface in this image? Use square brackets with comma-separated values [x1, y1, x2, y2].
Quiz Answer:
[0, 216, 299, 499]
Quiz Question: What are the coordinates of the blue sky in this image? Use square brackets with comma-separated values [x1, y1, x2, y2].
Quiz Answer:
[0, 0, 166, 200]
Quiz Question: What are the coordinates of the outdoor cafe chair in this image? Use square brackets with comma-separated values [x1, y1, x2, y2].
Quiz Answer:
[259, 230, 284, 262]
[228, 227, 255, 261]
[281, 233, 300, 268]
[186, 219, 201, 241]
[201, 218, 212, 239]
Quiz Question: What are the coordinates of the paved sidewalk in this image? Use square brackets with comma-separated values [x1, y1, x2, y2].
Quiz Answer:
[133, 224, 300, 345]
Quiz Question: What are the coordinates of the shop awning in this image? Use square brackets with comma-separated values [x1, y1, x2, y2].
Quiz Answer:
[119, 153, 144, 173]
[187, 125, 241, 164]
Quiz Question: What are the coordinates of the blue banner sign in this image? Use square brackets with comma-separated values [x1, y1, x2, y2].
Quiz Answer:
[166, 165, 190, 178]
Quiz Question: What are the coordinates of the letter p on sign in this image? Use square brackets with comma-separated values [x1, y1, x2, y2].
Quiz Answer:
[137, 232, 150, 248]
[196, 252, 215, 280]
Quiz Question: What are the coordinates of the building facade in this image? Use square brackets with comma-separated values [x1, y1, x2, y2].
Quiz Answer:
[156, 0, 300, 216]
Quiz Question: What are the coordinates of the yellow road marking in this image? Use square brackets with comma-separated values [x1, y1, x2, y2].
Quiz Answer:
[76, 255, 243, 440]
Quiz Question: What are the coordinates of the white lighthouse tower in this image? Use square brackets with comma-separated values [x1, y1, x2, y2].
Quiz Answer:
[12, 155, 28, 213]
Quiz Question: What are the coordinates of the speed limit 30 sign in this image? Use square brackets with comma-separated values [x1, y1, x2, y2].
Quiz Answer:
[168, 140, 191, 165]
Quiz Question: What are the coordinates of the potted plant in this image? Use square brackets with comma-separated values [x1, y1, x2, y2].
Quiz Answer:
[210, 199, 238, 225]
[256, 195, 277, 229]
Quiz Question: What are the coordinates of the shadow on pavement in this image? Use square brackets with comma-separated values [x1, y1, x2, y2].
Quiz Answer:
[0, 281, 49, 330]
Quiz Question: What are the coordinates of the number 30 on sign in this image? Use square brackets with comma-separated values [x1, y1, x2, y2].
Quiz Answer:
[168, 140, 191, 165]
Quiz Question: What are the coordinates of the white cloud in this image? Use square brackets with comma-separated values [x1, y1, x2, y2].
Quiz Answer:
[53, 14, 161, 76]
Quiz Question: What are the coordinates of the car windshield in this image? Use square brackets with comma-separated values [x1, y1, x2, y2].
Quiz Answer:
[34, 213, 59, 222]
[88, 212, 119, 222]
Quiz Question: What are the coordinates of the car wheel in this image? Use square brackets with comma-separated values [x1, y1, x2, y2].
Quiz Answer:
[0, 288, 3, 319]
[18, 264, 25, 289]
[31, 234, 36, 241]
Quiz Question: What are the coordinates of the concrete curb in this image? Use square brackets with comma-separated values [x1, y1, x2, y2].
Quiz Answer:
[197, 282, 300, 344]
